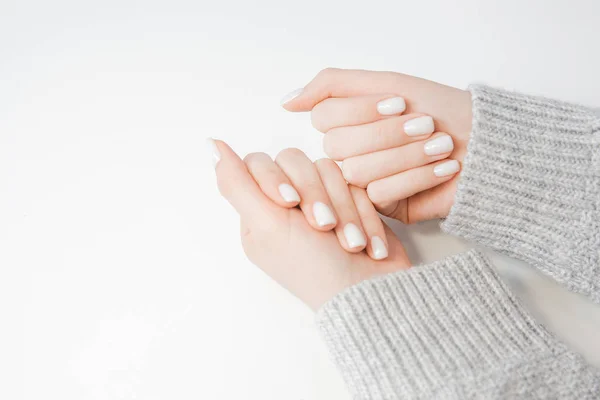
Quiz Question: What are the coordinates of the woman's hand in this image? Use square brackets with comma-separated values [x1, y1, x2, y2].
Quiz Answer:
[281, 68, 473, 224]
[208, 139, 411, 310]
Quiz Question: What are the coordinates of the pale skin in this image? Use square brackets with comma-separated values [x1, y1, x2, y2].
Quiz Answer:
[211, 139, 411, 311]
[210, 69, 473, 310]
[282, 68, 473, 224]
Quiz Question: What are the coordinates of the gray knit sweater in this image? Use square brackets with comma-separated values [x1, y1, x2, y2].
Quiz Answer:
[316, 85, 600, 399]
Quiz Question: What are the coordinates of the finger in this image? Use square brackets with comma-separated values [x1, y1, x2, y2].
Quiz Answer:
[342, 133, 454, 188]
[367, 159, 461, 210]
[282, 68, 440, 112]
[243, 152, 301, 208]
[323, 113, 435, 160]
[405, 178, 459, 223]
[282, 68, 416, 112]
[374, 179, 458, 224]
[311, 94, 405, 133]
[209, 138, 276, 221]
[315, 159, 367, 253]
[349, 186, 388, 260]
[275, 148, 337, 231]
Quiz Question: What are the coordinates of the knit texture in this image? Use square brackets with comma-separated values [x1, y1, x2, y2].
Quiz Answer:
[316, 250, 600, 399]
[442, 84, 600, 304]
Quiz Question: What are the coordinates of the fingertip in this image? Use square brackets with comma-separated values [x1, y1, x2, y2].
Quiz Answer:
[281, 67, 339, 111]
[206, 137, 222, 168]
[312, 201, 338, 230]
[432, 159, 461, 178]
[369, 236, 389, 260]
[277, 183, 301, 207]
[280, 88, 312, 111]
[208, 138, 245, 170]
[342, 222, 367, 252]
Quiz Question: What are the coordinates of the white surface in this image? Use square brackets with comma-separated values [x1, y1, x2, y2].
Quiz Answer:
[2, 0, 600, 399]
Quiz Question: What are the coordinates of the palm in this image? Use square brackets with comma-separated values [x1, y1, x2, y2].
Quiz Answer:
[241, 207, 410, 310]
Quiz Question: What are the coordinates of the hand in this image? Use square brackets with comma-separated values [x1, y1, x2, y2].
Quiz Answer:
[208, 139, 411, 310]
[281, 68, 473, 223]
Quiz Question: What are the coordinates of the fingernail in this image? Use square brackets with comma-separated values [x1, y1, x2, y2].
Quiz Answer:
[371, 236, 388, 260]
[376, 97, 406, 115]
[424, 134, 454, 156]
[313, 202, 336, 227]
[278, 183, 300, 203]
[343, 223, 366, 249]
[404, 116, 435, 136]
[433, 160, 460, 177]
[280, 88, 304, 106]
[206, 138, 221, 168]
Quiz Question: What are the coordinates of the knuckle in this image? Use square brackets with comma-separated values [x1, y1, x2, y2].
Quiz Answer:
[310, 103, 328, 133]
[317, 67, 338, 80]
[366, 183, 385, 206]
[275, 147, 305, 164]
[316, 158, 344, 184]
[303, 181, 322, 194]
[341, 160, 363, 187]
[310, 68, 340, 97]
[322, 131, 340, 159]
[314, 157, 338, 171]
[243, 152, 270, 165]
[361, 211, 382, 227]
[374, 119, 389, 141]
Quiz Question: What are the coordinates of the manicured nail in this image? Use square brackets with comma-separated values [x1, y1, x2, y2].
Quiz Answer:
[404, 116, 435, 136]
[278, 183, 300, 203]
[371, 236, 388, 260]
[206, 138, 221, 168]
[313, 202, 336, 227]
[433, 160, 460, 177]
[343, 223, 366, 249]
[376, 97, 406, 115]
[424, 134, 454, 156]
[280, 88, 304, 106]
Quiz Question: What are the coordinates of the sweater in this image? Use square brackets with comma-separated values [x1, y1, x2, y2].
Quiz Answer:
[316, 84, 600, 399]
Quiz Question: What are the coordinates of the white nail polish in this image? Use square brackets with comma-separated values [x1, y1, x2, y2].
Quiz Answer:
[371, 236, 388, 260]
[404, 116, 435, 136]
[278, 183, 300, 203]
[280, 88, 304, 106]
[206, 138, 221, 168]
[433, 160, 460, 177]
[424, 134, 454, 156]
[313, 202, 336, 227]
[344, 223, 366, 248]
[376, 97, 406, 115]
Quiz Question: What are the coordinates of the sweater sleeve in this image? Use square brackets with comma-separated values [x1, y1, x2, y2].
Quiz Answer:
[316, 250, 600, 399]
[441, 85, 600, 303]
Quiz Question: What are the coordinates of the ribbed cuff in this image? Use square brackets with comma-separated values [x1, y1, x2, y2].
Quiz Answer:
[442, 84, 600, 303]
[316, 250, 598, 399]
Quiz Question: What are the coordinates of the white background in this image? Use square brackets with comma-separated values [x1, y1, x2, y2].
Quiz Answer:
[3, 0, 600, 399]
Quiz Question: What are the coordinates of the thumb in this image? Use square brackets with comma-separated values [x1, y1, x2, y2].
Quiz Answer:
[281, 68, 396, 112]
[209, 138, 277, 222]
